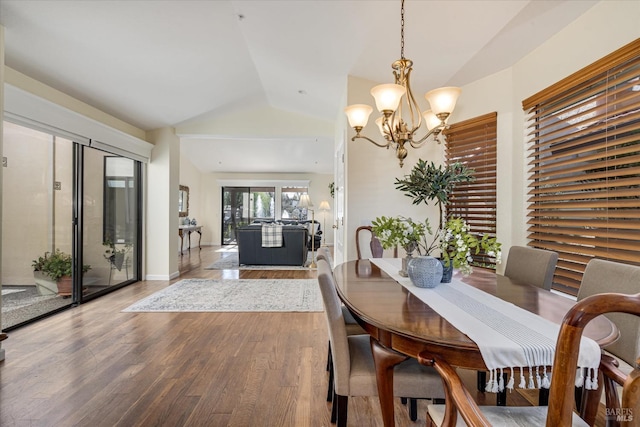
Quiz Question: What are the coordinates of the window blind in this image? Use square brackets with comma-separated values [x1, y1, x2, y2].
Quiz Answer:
[445, 112, 498, 268]
[522, 38, 640, 294]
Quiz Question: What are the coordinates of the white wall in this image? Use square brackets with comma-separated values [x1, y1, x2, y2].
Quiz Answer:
[344, 0, 640, 264]
[146, 127, 180, 280]
[179, 153, 204, 249]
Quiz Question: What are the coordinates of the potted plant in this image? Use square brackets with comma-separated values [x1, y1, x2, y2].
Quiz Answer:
[371, 215, 430, 276]
[439, 218, 501, 279]
[394, 159, 475, 232]
[393, 159, 501, 279]
[32, 249, 91, 297]
[103, 239, 132, 271]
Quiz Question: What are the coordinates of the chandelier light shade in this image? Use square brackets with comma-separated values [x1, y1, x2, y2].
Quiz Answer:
[370, 83, 406, 112]
[344, 0, 461, 167]
[424, 87, 461, 116]
[344, 104, 373, 128]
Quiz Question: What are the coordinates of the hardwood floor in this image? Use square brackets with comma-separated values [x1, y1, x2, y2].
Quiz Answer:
[0, 246, 603, 426]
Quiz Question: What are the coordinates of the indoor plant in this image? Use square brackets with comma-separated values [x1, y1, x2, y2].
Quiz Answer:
[439, 217, 502, 277]
[394, 159, 475, 232]
[394, 159, 501, 278]
[103, 239, 132, 271]
[371, 215, 430, 276]
[32, 249, 91, 296]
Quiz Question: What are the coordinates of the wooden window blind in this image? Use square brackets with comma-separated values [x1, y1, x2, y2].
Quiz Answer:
[522, 38, 640, 295]
[445, 112, 498, 268]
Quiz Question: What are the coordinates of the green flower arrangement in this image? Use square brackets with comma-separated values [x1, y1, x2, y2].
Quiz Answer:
[440, 218, 502, 275]
[371, 216, 431, 253]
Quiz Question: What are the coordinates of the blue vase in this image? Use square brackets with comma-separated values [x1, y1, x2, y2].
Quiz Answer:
[407, 256, 443, 288]
[440, 260, 453, 283]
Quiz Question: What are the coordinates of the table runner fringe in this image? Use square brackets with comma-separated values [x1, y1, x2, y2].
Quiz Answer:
[487, 365, 599, 392]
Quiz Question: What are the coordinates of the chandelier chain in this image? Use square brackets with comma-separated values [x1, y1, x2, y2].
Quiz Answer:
[400, 0, 405, 59]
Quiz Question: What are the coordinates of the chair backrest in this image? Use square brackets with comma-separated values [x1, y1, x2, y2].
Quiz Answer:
[317, 247, 333, 266]
[317, 259, 351, 396]
[503, 246, 558, 290]
[578, 258, 640, 367]
[356, 225, 397, 259]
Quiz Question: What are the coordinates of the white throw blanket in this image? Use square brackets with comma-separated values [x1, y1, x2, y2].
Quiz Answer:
[261, 223, 283, 247]
[371, 258, 601, 393]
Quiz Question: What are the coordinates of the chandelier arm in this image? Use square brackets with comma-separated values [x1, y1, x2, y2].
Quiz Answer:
[384, 114, 399, 145]
[408, 125, 445, 148]
[351, 133, 393, 148]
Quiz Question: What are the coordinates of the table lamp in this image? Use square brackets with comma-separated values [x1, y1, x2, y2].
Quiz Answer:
[298, 194, 316, 268]
[318, 200, 330, 247]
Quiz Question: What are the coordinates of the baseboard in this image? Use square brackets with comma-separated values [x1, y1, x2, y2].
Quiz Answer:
[145, 271, 179, 281]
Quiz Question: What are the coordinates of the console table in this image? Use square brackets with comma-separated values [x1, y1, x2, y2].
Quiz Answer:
[179, 225, 202, 254]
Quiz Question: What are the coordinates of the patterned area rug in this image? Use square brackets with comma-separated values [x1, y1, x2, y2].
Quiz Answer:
[122, 278, 323, 312]
[205, 252, 314, 270]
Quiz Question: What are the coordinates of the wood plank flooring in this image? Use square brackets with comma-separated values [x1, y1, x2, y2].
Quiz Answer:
[0, 246, 603, 426]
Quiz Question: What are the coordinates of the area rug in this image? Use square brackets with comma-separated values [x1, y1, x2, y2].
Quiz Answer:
[205, 252, 315, 270]
[122, 278, 323, 312]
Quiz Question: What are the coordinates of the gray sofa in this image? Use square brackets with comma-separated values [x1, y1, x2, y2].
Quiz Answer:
[237, 224, 309, 266]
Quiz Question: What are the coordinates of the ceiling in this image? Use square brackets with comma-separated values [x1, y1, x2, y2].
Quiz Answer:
[0, 0, 598, 174]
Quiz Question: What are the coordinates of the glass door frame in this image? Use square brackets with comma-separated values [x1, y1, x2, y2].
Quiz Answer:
[74, 144, 143, 304]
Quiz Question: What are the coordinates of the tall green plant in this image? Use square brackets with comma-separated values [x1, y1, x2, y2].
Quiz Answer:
[394, 159, 475, 231]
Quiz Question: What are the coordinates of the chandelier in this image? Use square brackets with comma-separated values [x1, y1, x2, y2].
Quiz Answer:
[344, 0, 461, 167]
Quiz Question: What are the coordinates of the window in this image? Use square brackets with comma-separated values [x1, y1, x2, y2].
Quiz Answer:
[522, 39, 640, 294]
[281, 186, 309, 220]
[445, 112, 498, 268]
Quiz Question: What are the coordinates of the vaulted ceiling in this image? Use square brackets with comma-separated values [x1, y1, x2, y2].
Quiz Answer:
[0, 0, 598, 173]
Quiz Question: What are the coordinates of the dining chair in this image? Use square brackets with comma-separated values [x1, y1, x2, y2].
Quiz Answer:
[577, 258, 640, 418]
[317, 259, 445, 426]
[317, 246, 334, 266]
[419, 260, 640, 427]
[503, 246, 559, 290]
[356, 225, 397, 259]
[319, 248, 367, 405]
[477, 246, 559, 394]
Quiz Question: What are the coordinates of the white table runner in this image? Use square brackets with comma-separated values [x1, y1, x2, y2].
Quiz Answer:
[370, 258, 601, 392]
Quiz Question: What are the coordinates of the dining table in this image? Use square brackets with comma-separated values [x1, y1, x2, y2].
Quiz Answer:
[332, 258, 619, 427]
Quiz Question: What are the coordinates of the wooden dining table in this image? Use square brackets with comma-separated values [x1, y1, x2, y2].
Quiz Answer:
[333, 259, 619, 427]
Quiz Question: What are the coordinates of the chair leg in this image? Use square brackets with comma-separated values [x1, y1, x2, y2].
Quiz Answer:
[401, 397, 408, 404]
[326, 341, 332, 371]
[409, 398, 418, 421]
[477, 371, 487, 391]
[331, 390, 338, 423]
[327, 360, 334, 402]
[336, 394, 348, 427]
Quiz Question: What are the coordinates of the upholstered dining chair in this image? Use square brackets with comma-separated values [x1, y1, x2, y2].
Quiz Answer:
[318, 247, 367, 404]
[317, 259, 445, 426]
[356, 225, 397, 259]
[478, 246, 560, 394]
[503, 246, 559, 290]
[317, 246, 334, 266]
[420, 290, 640, 426]
[577, 258, 640, 417]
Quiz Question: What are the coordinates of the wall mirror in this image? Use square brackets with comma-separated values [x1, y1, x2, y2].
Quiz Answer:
[178, 185, 189, 217]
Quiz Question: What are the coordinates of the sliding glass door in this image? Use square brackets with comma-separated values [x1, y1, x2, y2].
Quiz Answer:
[222, 186, 275, 244]
[80, 150, 140, 299]
[1, 122, 74, 329]
[1, 121, 142, 330]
